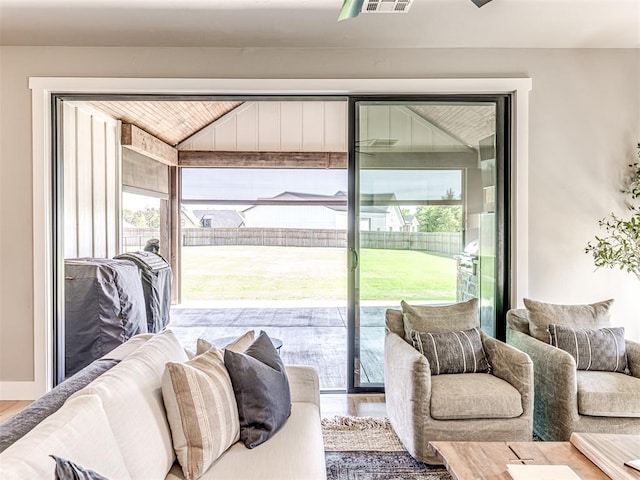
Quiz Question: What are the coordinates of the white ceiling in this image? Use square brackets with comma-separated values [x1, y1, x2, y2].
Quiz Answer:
[0, 0, 638, 48]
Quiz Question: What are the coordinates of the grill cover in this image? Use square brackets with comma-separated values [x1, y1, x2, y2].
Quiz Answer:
[64, 258, 147, 377]
[114, 251, 172, 333]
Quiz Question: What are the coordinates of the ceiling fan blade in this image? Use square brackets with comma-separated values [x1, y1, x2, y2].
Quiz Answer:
[470, 0, 493, 7]
[338, 0, 365, 21]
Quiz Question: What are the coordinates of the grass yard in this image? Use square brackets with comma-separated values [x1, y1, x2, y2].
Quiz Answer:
[181, 245, 456, 302]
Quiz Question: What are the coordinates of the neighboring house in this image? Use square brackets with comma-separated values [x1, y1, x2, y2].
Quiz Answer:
[181, 207, 200, 227]
[193, 209, 245, 228]
[242, 191, 405, 231]
[403, 214, 419, 232]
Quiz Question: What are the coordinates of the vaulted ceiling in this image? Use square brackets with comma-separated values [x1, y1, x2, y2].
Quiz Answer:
[89, 100, 243, 146]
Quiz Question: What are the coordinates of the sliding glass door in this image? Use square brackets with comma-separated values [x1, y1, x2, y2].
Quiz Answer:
[349, 97, 509, 391]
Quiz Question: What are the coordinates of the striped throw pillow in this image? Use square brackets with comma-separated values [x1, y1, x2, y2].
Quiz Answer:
[410, 327, 490, 375]
[548, 324, 628, 373]
[162, 347, 240, 480]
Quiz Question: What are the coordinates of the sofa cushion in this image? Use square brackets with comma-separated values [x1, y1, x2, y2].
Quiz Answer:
[410, 327, 490, 375]
[164, 402, 326, 480]
[0, 359, 119, 454]
[70, 329, 188, 480]
[577, 371, 640, 417]
[162, 347, 240, 480]
[523, 298, 613, 343]
[430, 373, 523, 420]
[0, 395, 131, 480]
[400, 298, 479, 342]
[99, 333, 153, 361]
[549, 324, 628, 373]
[224, 331, 291, 449]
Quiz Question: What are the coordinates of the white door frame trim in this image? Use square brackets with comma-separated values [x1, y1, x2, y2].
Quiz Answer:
[28, 77, 531, 397]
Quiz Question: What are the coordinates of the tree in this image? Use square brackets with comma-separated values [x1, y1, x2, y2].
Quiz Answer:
[124, 207, 160, 228]
[415, 189, 462, 232]
[585, 144, 640, 281]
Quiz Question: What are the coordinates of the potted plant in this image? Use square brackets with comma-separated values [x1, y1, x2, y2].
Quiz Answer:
[585, 144, 640, 281]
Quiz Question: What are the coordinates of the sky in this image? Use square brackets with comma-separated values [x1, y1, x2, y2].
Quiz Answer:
[181, 168, 461, 203]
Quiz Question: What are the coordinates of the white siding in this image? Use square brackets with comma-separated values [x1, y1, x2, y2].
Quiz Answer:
[359, 105, 469, 152]
[178, 101, 347, 152]
[63, 103, 120, 259]
[243, 205, 346, 229]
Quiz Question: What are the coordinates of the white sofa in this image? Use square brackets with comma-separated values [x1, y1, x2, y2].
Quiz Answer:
[0, 330, 327, 480]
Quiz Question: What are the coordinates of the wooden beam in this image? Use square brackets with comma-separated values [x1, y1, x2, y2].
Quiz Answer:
[178, 150, 479, 169]
[169, 166, 181, 305]
[178, 151, 347, 169]
[121, 123, 178, 167]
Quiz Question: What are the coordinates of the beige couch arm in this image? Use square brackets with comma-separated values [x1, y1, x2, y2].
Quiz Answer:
[286, 365, 320, 409]
[384, 332, 431, 458]
[482, 333, 533, 417]
[507, 328, 578, 440]
[626, 339, 640, 378]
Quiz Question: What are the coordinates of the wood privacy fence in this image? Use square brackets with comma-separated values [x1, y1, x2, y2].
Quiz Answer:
[124, 228, 462, 256]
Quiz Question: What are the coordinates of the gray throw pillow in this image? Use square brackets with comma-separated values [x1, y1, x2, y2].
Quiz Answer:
[50, 455, 109, 480]
[224, 331, 291, 449]
[548, 324, 628, 373]
[523, 298, 613, 343]
[410, 327, 490, 375]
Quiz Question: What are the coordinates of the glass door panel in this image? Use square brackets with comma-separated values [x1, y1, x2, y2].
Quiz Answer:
[352, 100, 501, 390]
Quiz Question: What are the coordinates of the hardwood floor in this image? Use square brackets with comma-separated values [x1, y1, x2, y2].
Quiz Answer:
[0, 400, 31, 423]
[320, 393, 386, 418]
[0, 394, 385, 425]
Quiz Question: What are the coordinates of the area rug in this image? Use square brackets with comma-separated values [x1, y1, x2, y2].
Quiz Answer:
[322, 416, 452, 480]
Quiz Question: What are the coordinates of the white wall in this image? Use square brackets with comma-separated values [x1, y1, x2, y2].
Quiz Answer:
[0, 46, 638, 388]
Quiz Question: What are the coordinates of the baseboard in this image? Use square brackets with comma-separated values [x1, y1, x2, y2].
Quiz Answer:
[0, 381, 36, 400]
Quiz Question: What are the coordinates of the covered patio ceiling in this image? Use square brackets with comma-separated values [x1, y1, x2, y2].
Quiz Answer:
[88, 99, 496, 151]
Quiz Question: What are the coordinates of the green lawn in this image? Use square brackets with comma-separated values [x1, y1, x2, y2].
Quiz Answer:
[181, 245, 456, 301]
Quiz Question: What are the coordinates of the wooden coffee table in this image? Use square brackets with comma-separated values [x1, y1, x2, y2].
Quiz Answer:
[430, 440, 611, 480]
[570, 433, 640, 480]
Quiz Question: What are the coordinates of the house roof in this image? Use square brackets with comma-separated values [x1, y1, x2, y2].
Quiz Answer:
[193, 209, 245, 228]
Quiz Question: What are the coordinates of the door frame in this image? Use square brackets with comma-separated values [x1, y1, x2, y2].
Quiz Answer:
[28, 77, 531, 398]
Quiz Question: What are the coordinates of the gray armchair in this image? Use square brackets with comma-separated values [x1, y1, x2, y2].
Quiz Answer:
[384, 306, 534, 464]
[507, 308, 640, 441]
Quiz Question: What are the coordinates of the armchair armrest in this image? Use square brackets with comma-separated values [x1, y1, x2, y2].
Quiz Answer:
[285, 365, 320, 409]
[481, 333, 533, 417]
[507, 329, 578, 440]
[626, 339, 640, 379]
[384, 332, 431, 456]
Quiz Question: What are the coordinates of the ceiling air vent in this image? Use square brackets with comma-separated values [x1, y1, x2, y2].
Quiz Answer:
[362, 0, 412, 14]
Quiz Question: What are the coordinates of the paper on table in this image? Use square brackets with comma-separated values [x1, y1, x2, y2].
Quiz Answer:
[506, 464, 582, 480]
[624, 459, 640, 472]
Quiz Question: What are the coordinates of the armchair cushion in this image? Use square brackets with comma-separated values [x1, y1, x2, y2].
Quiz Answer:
[577, 371, 640, 417]
[549, 324, 628, 373]
[410, 327, 490, 375]
[431, 374, 523, 420]
[400, 298, 479, 341]
[523, 298, 613, 343]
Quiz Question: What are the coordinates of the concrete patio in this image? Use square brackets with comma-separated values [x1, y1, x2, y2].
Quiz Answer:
[168, 303, 393, 390]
